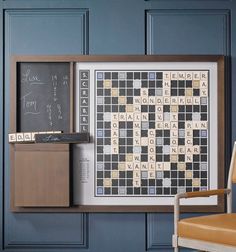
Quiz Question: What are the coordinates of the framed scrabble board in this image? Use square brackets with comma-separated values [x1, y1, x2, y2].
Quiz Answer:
[73, 55, 225, 212]
[10, 55, 225, 212]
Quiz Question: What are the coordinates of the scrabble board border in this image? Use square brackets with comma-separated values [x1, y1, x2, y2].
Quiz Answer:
[10, 55, 225, 213]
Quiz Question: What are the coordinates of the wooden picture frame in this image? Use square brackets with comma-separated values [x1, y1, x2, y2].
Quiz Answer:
[10, 55, 225, 212]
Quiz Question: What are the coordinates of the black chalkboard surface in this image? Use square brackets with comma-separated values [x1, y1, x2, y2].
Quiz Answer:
[17, 62, 71, 132]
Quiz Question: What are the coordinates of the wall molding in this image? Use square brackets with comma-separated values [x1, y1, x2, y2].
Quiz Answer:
[146, 214, 191, 251]
[146, 9, 231, 55]
[146, 214, 172, 250]
[4, 8, 89, 55]
[5, 214, 88, 249]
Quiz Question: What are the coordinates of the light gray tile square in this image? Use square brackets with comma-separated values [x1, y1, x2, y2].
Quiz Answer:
[97, 163, 104, 171]
[119, 129, 126, 137]
[163, 145, 170, 154]
[119, 187, 126, 195]
[97, 97, 104, 105]
[192, 112, 200, 121]
[201, 97, 207, 105]
[178, 129, 185, 138]
[178, 187, 186, 193]
[142, 122, 149, 130]
[163, 178, 171, 187]
[156, 89, 163, 96]
[133, 79, 141, 88]
[164, 112, 170, 121]
[118, 72, 126, 80]
[156, 171, 163, 179]
[201, 163, 208, 171]
[133, 146, 141, 153]
[104, 145, 111, 154]
[141, 171, 148, 179]
[104, 112, 111, 121]
[156, 138, 163, 145]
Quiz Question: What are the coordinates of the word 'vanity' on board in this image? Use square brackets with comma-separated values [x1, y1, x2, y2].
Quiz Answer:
[94, 70, 208, 196]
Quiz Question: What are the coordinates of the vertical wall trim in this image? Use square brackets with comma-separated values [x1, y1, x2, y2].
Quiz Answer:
[83, 9, 89, 55]
[222, 11, 232, 186]
[146, 11, 153, 55]
[146, 214, 172, 250]
[0, 1, 4, 250]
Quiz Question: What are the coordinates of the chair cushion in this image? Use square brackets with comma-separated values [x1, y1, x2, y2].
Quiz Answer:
[178, 213, 236, 246]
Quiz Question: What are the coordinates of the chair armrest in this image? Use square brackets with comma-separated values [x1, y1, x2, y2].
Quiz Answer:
[176, 188, 231, 200]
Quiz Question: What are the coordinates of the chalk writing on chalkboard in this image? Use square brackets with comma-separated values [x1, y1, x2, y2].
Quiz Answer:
[17, 62, 70, 132]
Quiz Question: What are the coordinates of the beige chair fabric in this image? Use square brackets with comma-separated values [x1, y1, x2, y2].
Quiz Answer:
[178, 213, 236, 247]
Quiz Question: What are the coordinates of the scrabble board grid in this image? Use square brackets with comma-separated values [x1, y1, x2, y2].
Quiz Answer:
[94, 70, 209, 197]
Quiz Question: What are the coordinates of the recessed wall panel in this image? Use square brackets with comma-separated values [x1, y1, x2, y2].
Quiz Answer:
[146, 9, 230, 249]
[146, 10, 230, 55]
[4, 9, 88, 248]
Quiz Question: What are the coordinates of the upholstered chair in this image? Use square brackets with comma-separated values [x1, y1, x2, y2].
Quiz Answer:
[173, 142, 236, 252]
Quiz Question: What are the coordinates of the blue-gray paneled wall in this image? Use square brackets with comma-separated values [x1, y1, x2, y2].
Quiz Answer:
[1, 0, 235, 251]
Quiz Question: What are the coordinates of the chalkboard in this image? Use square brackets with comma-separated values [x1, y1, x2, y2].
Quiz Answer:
[17, 62, 71, 132]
